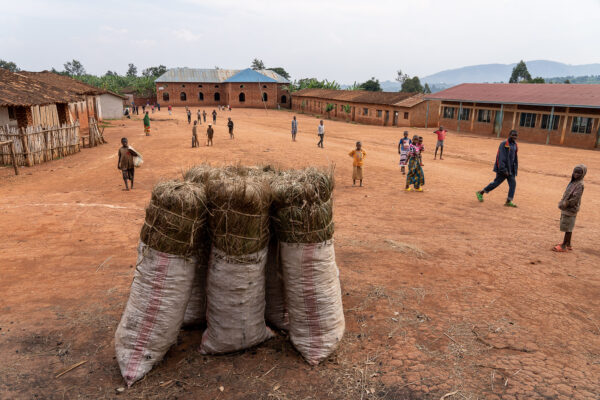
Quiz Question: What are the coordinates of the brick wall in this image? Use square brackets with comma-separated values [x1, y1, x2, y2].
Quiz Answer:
[15, 106, 32, 129]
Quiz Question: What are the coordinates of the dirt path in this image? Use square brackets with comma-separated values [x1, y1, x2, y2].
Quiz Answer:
[1, 108, 599, 399]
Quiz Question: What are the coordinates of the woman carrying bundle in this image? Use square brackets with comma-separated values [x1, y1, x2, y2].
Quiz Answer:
[405, 135, 424, 192]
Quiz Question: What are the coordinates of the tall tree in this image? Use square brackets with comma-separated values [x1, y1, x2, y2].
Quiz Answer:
[508, 60, 532, 83]
[0, 59, 19, 72]
[127, 63, 137, 77]
[564, 79, 571, 84]
[359, 77, 382, 92]
[251, 58, 265, 70]
[395, 69, 409, 84]
[142, 65, 167, 78]
[268, 67, 290, 80]
[105, 70, 118, 77]
[401, 76, 424, 93]
[64, 59, 86, 76]
[423, 83, 432, 94]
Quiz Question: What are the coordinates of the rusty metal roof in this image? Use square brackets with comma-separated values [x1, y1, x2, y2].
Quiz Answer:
[0, 69, 82, 106]
[292, 89, 415, 106]
[425, 83, 600, 108]
[155, 68, 289, 83]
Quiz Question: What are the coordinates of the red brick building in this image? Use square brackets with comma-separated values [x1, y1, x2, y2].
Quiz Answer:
[290, 89, 439, 128]
[155, 68, 290, 109]
[426, 83, 600, 149]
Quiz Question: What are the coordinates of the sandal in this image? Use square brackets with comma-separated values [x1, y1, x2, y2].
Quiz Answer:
[552, 244, 568, 252]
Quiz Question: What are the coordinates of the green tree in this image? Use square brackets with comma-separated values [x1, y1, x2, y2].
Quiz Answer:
[268, 67, 290, 80]
[291, 78, 341, 92]
[564, 79, 571, 84]
[395, 69, 409, 84]
[127, 63, 137, 77]
[105, 70, 118, 77]
[423, 83, 432, 94]
[359, 77, 382, 92]
[0, 59, 19, 72]
[509, 60, 532, 83]
[142, 65, 167, 78]
[347, 81, 362, 91]
[528, 77, 545, 84]
[401, 76, 424, 93]
[64, 59, 86, 76]
[251, 58, 265, 70]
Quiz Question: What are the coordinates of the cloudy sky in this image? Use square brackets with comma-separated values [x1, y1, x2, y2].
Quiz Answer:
[2, 0, 599, 83]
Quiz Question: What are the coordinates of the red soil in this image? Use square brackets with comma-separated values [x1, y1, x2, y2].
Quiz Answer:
[0, 107, 599, 399]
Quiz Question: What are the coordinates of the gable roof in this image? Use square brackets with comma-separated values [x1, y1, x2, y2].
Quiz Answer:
[425, 83, 600, 108]
[225, 68, 278, 83]
[0, 69, 82, 106]
[292, 89, 416, 106]
[155, 67, 289, 84]
[20, 71, 104, 96]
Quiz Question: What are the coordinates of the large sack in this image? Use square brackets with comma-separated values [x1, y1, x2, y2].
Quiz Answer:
[264, 239, 289, 331]
[200, 246, 274, 354]
[182, 263, 207, 326]
[115, 242, 196, 386]
[280, 240, 345, 365]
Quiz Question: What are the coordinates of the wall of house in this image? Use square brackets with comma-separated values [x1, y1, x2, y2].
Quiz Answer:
[0, 106, 18, 128]
[99, 94, 124, 119]
[437, 101, 600, 149]
[155, 82, 286, 109]
[408, 100, 441, 128]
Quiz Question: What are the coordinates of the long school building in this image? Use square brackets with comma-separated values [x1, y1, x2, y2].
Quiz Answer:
[155, 68, 290, 109]
[425, 83, 600, 149]
[290, 89, 439, 128]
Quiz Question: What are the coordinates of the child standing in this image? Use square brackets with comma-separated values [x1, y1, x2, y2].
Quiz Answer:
[405, 135, 424, 192]
[553, 164, 587, 252]
[187, 109, 192, 124]
[398, 131, 411, 175]
[227, 117, 234, 139]
[349, 141, 366, 186]
[433, 126, 447, 160]
[168, 105, 172, 115]
[317, 120, 325, 148]
[192, 121, 199, 148]
[143, 112, 150, 136]
[117, 138, 138, 191]
[417, 136, 425, 166]
[206, 124, 214, 146]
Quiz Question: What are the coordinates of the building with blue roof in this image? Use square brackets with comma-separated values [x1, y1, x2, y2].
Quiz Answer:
[155, 67, 290, 109]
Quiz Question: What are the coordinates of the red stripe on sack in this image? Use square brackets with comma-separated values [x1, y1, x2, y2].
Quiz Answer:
[124, 251, 170, 384]
[300, 243, 323, 363]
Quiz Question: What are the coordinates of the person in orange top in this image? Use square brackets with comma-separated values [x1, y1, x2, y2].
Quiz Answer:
[349, 141, 366, 187]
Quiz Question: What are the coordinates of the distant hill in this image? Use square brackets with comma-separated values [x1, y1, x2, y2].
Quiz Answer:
[421, 60, 600, 85]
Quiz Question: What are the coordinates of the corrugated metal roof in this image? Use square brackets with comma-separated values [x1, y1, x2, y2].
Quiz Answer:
[155, 68, 289, 83]
[0, 69, 82, 106]
[225, 68, 278, 83]
[425, 83, 600, 108]
[292, 89, 415, 106]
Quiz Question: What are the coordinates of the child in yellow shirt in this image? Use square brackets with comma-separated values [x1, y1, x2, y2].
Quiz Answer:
[349, 141, 366, 187]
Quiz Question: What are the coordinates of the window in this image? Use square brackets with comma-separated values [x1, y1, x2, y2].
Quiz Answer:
[541, 114, 559, 130]
[404, 112, 409, 119]
[215, 85, 219, 88]
[376, 110, 382, 118]
[240, 84, 244, 88]
[180, 92, 187, 101]
[262, 92, 268, 102]
[443, 107, 455, 119]
[162, 93, 169, 102]
[363, 108, 369, 116]
[198, 85, 202, 88]
[519, 113, 537, 128]
[214, 92, 220, 101]
[263, 85, 267, 89]
[477, 109, 492, 123]
[458, 108, 470, 121]
[198, 92, 204, 101]
[571, 117, 593, 134]
[181, 84, 185, 87]
[7, 106, 16, 120]
[239, 93, 245, 102]
[281, 95, 287, 103]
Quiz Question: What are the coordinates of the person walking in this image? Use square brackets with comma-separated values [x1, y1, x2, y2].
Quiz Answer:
[398, 131, 411, 175]
[227, 117, 234, 139]
[157, 103, 160, 111]
[291, 116, 298, 141]
[476, 130, 519, 207]
[433, 126, 447, 160]
[317, 120, 325, 148]
[206, 124, 214, 146]
[187, 109, 192, 124]
[168, 105, 172, 115]
[349, 141, 366, 186]
[212, 109, 217, 124]
[143, 112, 151, 136]
[117, 137, 138, 191]
[405, 135, 424, 192]
[197, 109, 202, 124]
[192, 120, 199, 148]
[202, 110, 207, 123]
[553, 164, 587, 252]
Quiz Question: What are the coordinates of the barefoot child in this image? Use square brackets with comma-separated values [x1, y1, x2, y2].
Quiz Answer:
[417, 136, 425, 166]
[405, 135, 424, 192]
[206, 124, 214, 146]
[398, 131, 411, 175]
[349, 141, 366, 186]
[227, 117, 234, 139]
[192, 121, 199, 148]
[117, 138, 138, 191]
[553, 164, 587, 252]
[433, 126, 447, 160]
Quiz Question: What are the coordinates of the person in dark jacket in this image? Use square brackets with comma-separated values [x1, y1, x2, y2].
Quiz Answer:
[553, 164, 586, 252]
[227, 117, 234, 139]
[476, 130, 519, 207]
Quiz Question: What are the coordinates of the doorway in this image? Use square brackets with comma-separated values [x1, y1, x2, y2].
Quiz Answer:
[596, 121, 600, 148]
[393, 111, 399, 126]
[384, 110, 390, 126]
[493, 109, 504, 137]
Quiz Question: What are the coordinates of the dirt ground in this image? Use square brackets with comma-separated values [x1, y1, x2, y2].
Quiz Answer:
[1, 107, 599, 400]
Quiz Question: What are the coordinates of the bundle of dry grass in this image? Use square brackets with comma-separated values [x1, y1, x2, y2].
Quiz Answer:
[140, 180, 208, 257]
[271, 166, 335, 243]
[183, 164, 222, 185]
[207, 174, 271, 260]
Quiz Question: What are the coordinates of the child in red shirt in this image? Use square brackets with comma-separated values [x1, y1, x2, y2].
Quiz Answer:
[433, 126, 447, 160]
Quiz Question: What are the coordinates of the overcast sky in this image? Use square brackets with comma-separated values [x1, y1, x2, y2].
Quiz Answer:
[2, 0, 599, 83]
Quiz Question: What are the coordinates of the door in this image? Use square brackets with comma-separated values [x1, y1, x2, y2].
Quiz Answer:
[493, 109, 503, 137]
[393, 111, 399, 126]
[384, 110, 390, 126]
[596, 122, 600, 148]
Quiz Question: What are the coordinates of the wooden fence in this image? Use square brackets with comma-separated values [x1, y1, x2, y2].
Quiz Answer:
[0, 122, 80, 167]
